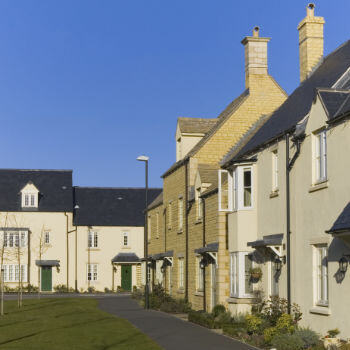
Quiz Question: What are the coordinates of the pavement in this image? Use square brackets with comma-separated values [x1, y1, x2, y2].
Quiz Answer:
[98, 295, 256, 350]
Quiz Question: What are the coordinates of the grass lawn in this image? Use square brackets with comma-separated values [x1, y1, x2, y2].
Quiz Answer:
[0, 298, 162, 350]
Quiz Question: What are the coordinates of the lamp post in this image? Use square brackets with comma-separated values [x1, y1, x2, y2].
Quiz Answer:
[137, 155, 149, 309]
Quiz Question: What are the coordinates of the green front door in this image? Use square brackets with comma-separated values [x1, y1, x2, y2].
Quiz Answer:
[121, 265, 132, 291]
[41, 266, 52, 292]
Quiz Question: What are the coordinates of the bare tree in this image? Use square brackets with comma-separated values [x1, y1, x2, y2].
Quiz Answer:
[35, 225, 49, 299]
[0, 213, 9, 316]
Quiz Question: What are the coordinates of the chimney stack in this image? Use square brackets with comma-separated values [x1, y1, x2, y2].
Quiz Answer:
[241, 27, 270, 89]
[298, 3, 325, 82]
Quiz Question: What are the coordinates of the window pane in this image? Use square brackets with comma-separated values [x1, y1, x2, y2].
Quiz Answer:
[244, 255, 253, 294]
[243, 170, 252, 207]
[94, 233, 98, 247]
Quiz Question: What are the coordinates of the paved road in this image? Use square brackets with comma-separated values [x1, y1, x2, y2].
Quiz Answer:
[98, 295, 256, 350]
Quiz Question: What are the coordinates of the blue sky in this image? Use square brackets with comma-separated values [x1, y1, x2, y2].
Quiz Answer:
[0, 0, 349, 188]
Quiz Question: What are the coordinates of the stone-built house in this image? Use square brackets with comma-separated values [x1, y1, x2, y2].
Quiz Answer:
[219, 4, 350, 338]
[0, 169, 161, 292]
[146, 25, 287, 311]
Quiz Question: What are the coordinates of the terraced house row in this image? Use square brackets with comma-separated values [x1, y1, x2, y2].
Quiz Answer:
[145, 4, 350, 338]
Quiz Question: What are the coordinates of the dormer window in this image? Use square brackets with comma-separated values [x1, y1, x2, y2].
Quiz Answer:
[20, 183, 39, 209]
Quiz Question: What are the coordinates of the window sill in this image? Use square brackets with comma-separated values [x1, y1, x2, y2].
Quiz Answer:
[86, 248, 100, 251]
[195, 291, 204, 296]
[122, 246, 131, 249]
[195, 219, 203, 225]
[177, 288, 185, 294]
[227, 296, 255, 304]
[270, 190, 279, 198]
[309, 306, 331, 315]
[177, 229, 183, 234]
[309, 180, 328, 193]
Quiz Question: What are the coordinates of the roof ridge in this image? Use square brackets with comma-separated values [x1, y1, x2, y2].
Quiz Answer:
[74, 186, 162, 190]
[0, 168, 73, 172]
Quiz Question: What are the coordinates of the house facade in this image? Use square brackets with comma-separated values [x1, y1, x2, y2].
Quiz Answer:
[218, 5, 350, 338]
[146, 25, 286, 311]
[0, 169, 161, 293]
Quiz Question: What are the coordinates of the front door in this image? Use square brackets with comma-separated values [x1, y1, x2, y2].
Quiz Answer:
[121, 265, 132, 291]
[41, 266, 52, 292]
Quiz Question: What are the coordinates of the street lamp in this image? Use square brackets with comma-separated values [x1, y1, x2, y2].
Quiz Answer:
[137, 155, 149, 309]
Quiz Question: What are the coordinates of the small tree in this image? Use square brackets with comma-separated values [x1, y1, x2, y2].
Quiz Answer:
[35, 225, 49, 299]
[0, 213, 9, 316]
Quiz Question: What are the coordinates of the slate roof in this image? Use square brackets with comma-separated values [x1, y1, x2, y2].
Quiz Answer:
[74, 187, 162, 227]
[178, 117, 217, 134]
[247, 234, 284, 248]
[318, 89, 350, 119]
[162, 89, 250, 178]
[194, 242, 219, 254]
[224, 41, 350, 164]
[147, 191, 163, 210]
[0, 169, 73, 212]
[326, 202, 350, 234]
[112, 253, 140, 263]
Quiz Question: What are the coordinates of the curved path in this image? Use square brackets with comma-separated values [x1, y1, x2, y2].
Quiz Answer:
[98, 295, 256, 350]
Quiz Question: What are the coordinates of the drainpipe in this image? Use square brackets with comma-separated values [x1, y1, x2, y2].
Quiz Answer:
[65, 212, 77, 292]
[184, 159, 189, 301]
[202, 197, 206, 312]
[285, 132, 303, 314]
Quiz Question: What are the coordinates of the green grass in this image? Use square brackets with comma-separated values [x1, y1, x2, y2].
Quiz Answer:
[0, 298, 162, 350]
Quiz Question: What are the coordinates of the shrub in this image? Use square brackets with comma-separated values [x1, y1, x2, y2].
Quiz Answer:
[327, 328, 340, 338]
[24, 284, 38, 293]
[271, 333, 304, 350]
[276, 313, 295, 334]
[263, 326, 277, 344]
[214, 310, 232, 328]
[104, 287, 113, 293]
[223, 323, 247, 338]
[246, 314, 263, 334]
[295, 327, 319, 348]
[188, 310, 215, 329]
[87, 286, 96, 293]
[212, 304, 226, 317]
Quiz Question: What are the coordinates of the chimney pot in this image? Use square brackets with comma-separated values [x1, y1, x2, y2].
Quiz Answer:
[307, 3, 315, 17]
[253, 26, 260, 37]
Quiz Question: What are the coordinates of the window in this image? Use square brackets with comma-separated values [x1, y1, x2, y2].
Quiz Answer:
[178, 198, 183, 231]
[272, 150, 279, 191]
[88, 231, 98, 248]
[2, 264, 27, 282]
[196, 188, 203, 220]
[168, 202, 172, 229]
[87, 264, 98, 281]
[230, 252, 253, 298]
[123, 232, 128, 246]
[22, 193, 37, 208]
[178, 258, 184, 289]
[148, 215, 151, 240]
[156, 212, 159, 238]
[314, 245, 328, 306]
[219, 166, 253, 211]
[196, 256, 204, 292]
[44, 231, 50, 245]
[3, 231, 27, 248]
[314, 130, 327, 183]
[243, 168, 252, 207]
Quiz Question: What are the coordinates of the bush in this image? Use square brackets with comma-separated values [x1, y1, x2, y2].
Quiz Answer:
[214, 310, 232, 328]
[188, 310, 215, 329]
[327, 328, 340, 338]
[271, 333, 304, 350]
[276, 313, 295, 333]
[223, 323, 247, 338]
[246, 314, 263, 334]
[263, 326, 277, 344]
[295, 327, 319, 348]
[212, 304, 226, 317]
[87, 286, 96, 293]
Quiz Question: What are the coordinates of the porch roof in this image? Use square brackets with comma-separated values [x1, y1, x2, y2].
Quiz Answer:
[112, 253, 140, 263]
[194, 242, 218, 254]
[247, 234, 283, 248]
[35, 260, 60, 267]
[326, 202, 350, 234]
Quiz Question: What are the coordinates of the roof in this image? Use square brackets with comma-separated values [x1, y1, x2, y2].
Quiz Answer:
[326, 202, 350, 234]
[225, 41, 350, 163]
[178, 117, 217, 134]
[112, 253, 140, 263]
[194, 242, 218, 254]
[0, 169, 73, 212]
[162, 89, 250, 178]
[197, 164, 218, 185]
[35, 260, 60, 266]
[247, 234, 284, 248]
[318, 88, 350, 119]
[147, 191, 163, 210]
[73, 187, 162, 227]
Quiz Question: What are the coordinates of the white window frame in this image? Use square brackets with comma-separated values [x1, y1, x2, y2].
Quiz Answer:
[2, 264, 27, 282]
[178, 258, 184, 289]
[87, 263, 98, 282]
[3, 231, 28, 248]
[196, 256, 204, 292]
[88, 231, 98, 248]
[178, 197, 183, 231]
[272, 149, 279, 192]
[218, 170, 232, 211]
[21, 193, 38, 208]
[313, 245, 328, 307]
[44, 231, 50, 245]
[123, 232, 128, 246]
[313, 129, 327, 183]
[230, 252, 254, 298]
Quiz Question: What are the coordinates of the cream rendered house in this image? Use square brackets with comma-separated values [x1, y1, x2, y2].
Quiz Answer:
[0, 169, 161, 292]
[219, 4, 350, 339]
